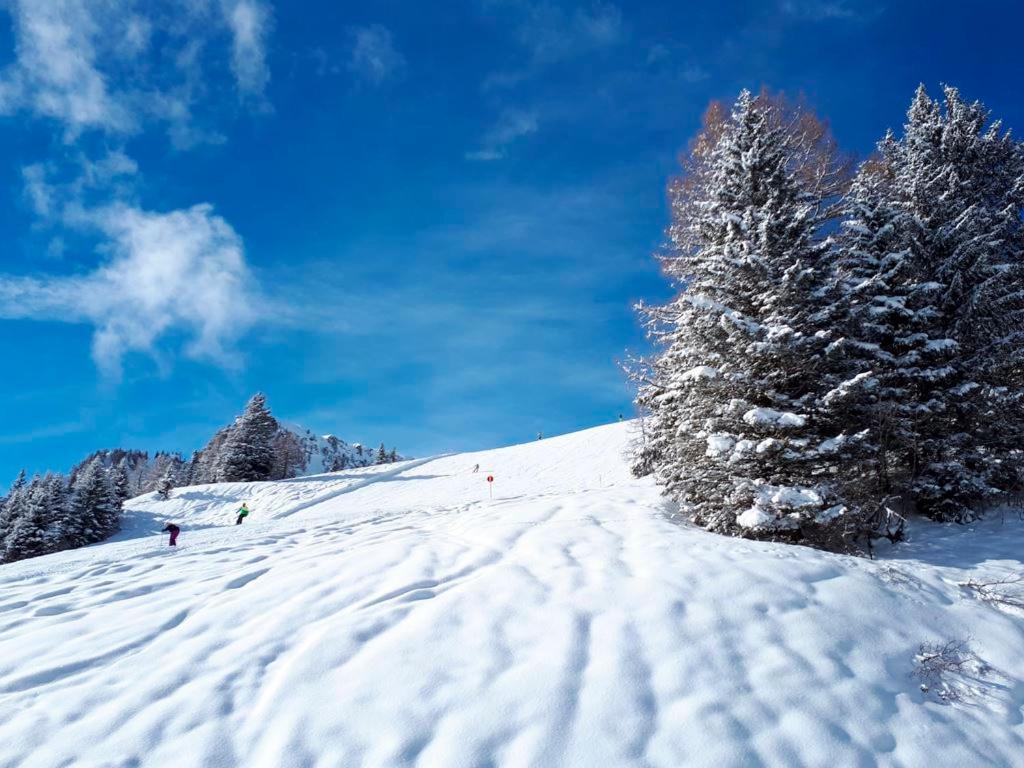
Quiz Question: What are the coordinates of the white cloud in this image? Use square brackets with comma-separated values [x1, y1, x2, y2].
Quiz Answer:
[348, 24, 405, 85]
[0, 202, 261, 379]
[22, 150, 139, 222]
[0, 0, 136, 139]
[0, 0, 276, 141]
[466, 108, 538, 161]
[223, 0, 272, 98]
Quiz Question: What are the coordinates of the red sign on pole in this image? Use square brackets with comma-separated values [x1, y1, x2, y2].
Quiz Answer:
[487, 475, 494, 499]
[486, 475, 494, 483]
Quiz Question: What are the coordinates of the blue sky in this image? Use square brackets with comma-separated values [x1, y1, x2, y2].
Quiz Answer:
[0, 0, 1022, 484]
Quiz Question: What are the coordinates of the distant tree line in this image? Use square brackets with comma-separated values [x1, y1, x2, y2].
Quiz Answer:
[0, 393, 400, 563]
[0, 459, 125, 564]
[630, 85, 1024, 552]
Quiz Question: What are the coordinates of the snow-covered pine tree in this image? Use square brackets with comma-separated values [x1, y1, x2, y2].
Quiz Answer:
[45, 472, 75, 549]
[2, 475, 60, 563]
[873, 86, 1024, 521]
[183, 450, 202, 486]
[0, 473, 29, 561]
[376, 443, 388, 465]
[831, 141, 950, 536]
[632, 90, 872, 549]
[110, 460, 131, 506]
[71, 458, 121, 545]
[0, 470, 27, 553]
[217, 394, 279, 482]
[156, 471, 174, 500]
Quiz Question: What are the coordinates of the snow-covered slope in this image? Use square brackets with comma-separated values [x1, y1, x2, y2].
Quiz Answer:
[1, 422, 1022, 767]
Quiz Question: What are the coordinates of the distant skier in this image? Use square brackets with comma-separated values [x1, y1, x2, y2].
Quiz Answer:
[472, 463, 480, 473]
[537, 431, 543, 440]
[235, 502, 250, 526]
[162, 523, 180, 547]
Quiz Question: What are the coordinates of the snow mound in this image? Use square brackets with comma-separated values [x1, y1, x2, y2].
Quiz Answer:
[1, 421, 1022, 767]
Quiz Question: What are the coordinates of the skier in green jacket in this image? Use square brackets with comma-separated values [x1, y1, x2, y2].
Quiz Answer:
[235, 502, 250, 525]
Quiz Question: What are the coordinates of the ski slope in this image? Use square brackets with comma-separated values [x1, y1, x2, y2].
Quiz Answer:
[1, 422, 1022, 768]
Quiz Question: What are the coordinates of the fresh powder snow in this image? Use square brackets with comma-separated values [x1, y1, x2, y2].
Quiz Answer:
[0, 422, 1022, 767]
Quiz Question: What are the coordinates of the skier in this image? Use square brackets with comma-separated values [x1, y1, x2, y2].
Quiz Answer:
[162, 523, 180, 547]
[472, 463, 480, 473]
[235, 502, 250, 526]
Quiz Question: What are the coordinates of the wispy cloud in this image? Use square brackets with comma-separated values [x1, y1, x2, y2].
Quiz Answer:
[223, 0, 273, 99]
[482, 1, 625, 90]
[0, 201, 261, 380]
[645, 44, 709, 82]
[0, 0, 276, 142]
[347, 24, 406, 85]
[781, 0, 860, 20]
[0, 0, 136, 139]
[466, 108, 539, 161]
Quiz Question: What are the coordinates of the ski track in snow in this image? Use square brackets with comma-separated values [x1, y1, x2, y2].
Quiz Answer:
[0, 423, 1022, 767]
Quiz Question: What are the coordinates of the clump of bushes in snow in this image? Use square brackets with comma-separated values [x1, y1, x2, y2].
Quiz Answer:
[629, 85, 1024, 552]
[958, 574, 1024, 616]
[912, 638, 995, 704]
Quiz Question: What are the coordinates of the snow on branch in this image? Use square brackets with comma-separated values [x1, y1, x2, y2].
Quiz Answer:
[958, 573, 1024, 615]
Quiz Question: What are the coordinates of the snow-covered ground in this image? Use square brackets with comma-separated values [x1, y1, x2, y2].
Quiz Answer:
[1, 422, 1022, 767]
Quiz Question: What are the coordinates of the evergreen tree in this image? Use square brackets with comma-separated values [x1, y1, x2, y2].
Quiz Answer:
[845, 86, 1024, 521]
[71, 458, 121, 545]
[111, 460, 131, 506]
[376, 443, 388, 465]
[45, 473, 74, 549]
[0, 470, 27, 551]
[831, 144, 949, 537]
[156, 472, 174, 500]
[183, 450, 202, 486]
[3, 476, 54, 563]
[0, 473, 29, 561]
[217, 393, 279, 482]
[631, 90, 872, 549]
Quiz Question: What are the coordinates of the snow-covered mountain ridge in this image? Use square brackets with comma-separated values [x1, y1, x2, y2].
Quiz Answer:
[276, 419, 399, 475]
[1, 421, 1021, 767]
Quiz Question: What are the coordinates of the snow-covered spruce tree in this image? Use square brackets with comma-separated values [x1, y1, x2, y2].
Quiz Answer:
[632, 90, 872, 550]
[858, 86, 1024, 521]
[0, 474, 29, 562]
[45, 472, 75, 549]
[156, 471, 174, 500]
[217, 393, 279, 482]
[831, 144, 948, 537]
[2, 476, 54, 563]
[110, 460, 131, 506]
[376, 443, 388, 465]
[71, 458, 121, 545]
[0, 469, 27, 553]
